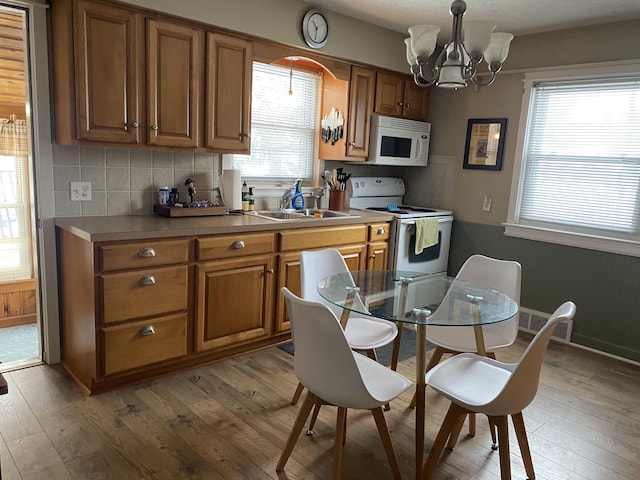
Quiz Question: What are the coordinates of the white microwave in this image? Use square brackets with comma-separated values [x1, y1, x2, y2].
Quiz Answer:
[368, 114, 431, 166]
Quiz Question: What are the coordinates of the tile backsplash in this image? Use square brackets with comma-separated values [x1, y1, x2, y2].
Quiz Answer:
[52, 144, 221, 217]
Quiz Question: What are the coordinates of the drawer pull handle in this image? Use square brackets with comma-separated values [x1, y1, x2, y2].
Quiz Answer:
[139, 325, 156, 336]
[377, 227, 385, 234]
[231, 240, 245, 249]
[138, 248, 156, 258]
[139, 275, 156, 285]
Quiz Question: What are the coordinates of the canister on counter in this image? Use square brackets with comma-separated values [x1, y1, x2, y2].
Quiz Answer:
[158, 187, 170, 206]
[169, 188, 179, 206]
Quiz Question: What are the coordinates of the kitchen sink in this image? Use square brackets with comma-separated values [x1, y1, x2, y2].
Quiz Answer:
[249, 209, 360, 221]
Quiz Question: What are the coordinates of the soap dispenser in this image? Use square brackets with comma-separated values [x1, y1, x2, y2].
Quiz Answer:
[292, 179, 304, 210]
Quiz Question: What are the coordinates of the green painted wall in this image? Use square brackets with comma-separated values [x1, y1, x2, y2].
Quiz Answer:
[449, 221, 640, 362]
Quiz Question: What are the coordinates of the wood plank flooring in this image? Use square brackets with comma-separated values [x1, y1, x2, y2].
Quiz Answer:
[0, 334, 639, 479]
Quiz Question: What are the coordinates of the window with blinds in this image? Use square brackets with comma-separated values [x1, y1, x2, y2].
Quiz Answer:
[507, 72, 640, 255]
[227, 62, 321, 183]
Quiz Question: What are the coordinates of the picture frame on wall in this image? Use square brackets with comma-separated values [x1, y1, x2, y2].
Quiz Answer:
[463, 118, 507, 170]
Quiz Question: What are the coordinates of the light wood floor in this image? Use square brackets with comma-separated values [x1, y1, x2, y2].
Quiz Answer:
[1, 335, 639, 480]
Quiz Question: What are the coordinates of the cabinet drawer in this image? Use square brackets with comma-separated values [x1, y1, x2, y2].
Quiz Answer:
[279, 225, 367, 252]
[196, 232, 275, 261]
[98, 239, 189, 272]
[102, 314, 187, 376]
[369, 223, 391, 242]
[100, 265, 188, 324]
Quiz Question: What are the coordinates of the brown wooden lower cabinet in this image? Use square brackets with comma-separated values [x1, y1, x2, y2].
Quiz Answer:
[57, 221, 390, 394]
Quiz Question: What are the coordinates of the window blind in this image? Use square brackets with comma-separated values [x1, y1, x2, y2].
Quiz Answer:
[0, 152, 32, 282]
[519, 79, 640, 238]
[228, 62, 321, 182]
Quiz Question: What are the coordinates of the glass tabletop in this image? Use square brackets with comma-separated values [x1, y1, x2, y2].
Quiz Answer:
[317, 270, 518, 326]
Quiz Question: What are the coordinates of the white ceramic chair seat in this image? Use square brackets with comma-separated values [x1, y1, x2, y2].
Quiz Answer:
[345, 316, 398, 350]
[427, 325, 517, 353]
[426, 354, 513, 412]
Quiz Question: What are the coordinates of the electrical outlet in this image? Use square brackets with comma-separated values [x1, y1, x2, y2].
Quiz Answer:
[70, 181, 92, 201]
[482, 194, 492, 212]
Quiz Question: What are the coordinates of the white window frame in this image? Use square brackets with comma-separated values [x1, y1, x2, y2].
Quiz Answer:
[505, 62, 640, 258]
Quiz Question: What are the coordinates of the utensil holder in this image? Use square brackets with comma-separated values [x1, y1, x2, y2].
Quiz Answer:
[328, 189, 347, 211]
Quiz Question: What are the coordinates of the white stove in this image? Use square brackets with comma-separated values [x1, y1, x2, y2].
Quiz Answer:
[348, 177, 453, 274]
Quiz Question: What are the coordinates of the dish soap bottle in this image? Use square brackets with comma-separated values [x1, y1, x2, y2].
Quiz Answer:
[292, 179, 304, 211]
[248, 187, 255, 211]
[241, 181, 249, 211]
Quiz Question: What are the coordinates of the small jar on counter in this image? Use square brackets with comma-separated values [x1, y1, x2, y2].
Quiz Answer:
[248, 187, 255, 211]
[169, 188, 179, 206]
[158, 187, 170, 206]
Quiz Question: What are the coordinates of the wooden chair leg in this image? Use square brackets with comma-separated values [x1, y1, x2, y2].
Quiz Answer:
[291, 382, 304, 405]
[365, 348, 378, 361]
[277, 391, 317, 472]
[492, 415, 512, 480]
[371, 407, 402, 480]
[389, 323, 403, 371]
[446, 413, 467, 449]
[410, 346, 445, 408]
[512, 412, 535, 480]
[468, 412, 476, 436]
[333, 407, 347, 480]
[422, 403, 467, 479]
[306, 402, 322, 435]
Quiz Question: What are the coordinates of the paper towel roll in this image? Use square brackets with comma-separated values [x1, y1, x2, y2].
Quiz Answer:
[219, 169, 242, 211]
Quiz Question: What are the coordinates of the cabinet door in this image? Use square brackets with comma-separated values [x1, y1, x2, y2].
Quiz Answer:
[147, 19, 202, 148]
[206, 33, 252, 152]
[346, 66, 375, 159]
[275, 245, 366, 333]
[74, 0, 141, 143]
[195, 255, 275, 351]
[402, 79, 430, 121]
[367, 241, 389, 271]
[374, 72, 404, 117]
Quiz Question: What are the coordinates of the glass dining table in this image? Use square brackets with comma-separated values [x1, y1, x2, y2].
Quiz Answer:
[317, 270, 519, 480]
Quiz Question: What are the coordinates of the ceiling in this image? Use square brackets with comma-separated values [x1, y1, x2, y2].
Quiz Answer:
[303, 0, 640, 42]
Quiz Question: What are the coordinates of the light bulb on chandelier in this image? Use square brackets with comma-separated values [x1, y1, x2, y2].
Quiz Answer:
[406, 0, 513, 89]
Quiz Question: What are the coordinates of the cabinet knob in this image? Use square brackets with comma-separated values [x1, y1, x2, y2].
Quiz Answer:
[139, 325, 156, 337]
[266, 268, 275, 274]
[131, 121, 139, 128]
[151, 124, 159, 131]
[238, 132, 251, 140]
[139, 275, 156, 285]
[398, 102, 403, 106]
[231, 240, 245, 249]
[405, 103, 410, 108]
[377, 227, 385, 235]
[370, 254, 376, 259]
[138, 247, 156, 258]
[350, 142, 356, 146]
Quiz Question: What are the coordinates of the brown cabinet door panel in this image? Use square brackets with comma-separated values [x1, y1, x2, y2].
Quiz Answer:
[74, 0, 141, 143]
[206, 33, 252, 152]
[403, 79, 430, 121]
[374, 72, 404, 117]
[196, 255, 274, 351]
[346, 66, 375, 159]
[147, 19, 202, 147]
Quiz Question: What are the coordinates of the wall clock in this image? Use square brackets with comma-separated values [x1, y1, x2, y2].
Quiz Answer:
[301, 9, 329, 49]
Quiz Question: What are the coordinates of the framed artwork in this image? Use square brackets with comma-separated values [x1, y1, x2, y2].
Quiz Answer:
[463, 118, 507, 170]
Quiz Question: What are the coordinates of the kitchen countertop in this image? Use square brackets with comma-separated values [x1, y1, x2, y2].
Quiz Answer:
[54, 209, 395, 242]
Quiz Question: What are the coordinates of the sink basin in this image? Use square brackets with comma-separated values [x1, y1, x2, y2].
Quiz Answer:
[249, 209, 360, 221]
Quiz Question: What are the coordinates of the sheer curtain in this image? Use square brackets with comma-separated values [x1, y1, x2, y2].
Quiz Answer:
[0, 117, 33, 281]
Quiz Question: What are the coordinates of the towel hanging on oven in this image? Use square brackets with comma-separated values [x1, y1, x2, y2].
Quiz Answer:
[413, 218, 439, 255]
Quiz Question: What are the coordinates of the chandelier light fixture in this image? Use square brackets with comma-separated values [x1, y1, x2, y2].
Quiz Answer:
[406, 0, 514, 89]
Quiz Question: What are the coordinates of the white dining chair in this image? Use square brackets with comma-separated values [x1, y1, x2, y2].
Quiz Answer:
[278, 287, 413, 480]
[411, 254, 521, 438]
[290, 248, 399, 409]
[421, 301, 576, 480]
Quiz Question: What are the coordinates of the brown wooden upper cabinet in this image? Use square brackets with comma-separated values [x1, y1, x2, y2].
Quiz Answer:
[146, 19, 202, 148]
[51, 0, 251, 153]
[346, 66, 375, 160]
[206, 33, 252, 153]
[374, 72, 430, 121]
[70, 0, 142, 144]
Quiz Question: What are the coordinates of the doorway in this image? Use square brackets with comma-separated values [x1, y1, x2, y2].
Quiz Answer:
[0, 5, 40, 369]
